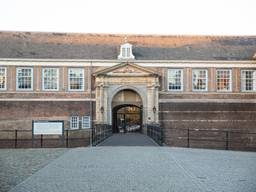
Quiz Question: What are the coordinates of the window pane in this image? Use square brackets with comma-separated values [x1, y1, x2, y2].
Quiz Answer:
[216, 69, 232, 91]
[0, 67, 6, 90]
[43, 68, 59, 90]
[70, 116, 79, 129]
[241, 70, 256, 91]
[126, 48, 130, 57]
[82, 116, 90, 129]
[192, 69, 207, 91]
[168, 69, 183, 91]
[122, 48, 126, 57]
[17, 68, 33, 90]
[68, 68, 84, 91]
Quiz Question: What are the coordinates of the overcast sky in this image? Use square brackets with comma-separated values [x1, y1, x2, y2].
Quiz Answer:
[0, 0, 255, 35]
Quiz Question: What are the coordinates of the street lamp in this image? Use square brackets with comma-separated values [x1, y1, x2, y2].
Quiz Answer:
[153, 106, 156, 113]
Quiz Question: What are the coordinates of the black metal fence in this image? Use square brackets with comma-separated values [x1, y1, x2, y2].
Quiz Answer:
[92, 124, 112, 146]
[1, 127, 256, 151]
[147, 124, 163, 146]
[0, 129, 90, 148]
[166, 128, 256, 151]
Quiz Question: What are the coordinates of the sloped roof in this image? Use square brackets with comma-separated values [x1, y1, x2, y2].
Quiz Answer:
[0, 31, 255, 60]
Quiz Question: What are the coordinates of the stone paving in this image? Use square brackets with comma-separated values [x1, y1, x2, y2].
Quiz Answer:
[8, 147, 256, 192]
[0, 148, 68, 192]
[98, 133, 158, 146]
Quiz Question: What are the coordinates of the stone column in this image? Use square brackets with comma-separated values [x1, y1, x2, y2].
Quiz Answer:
[95, 83, 102, 124]
[99, 83, 104, 123]
[152, 84, 156, 122]
[154, 83, 159, 123]
[146, 84, 154, 124]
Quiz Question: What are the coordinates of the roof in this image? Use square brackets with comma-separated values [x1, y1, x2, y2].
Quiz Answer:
[0, 31, 255, 60]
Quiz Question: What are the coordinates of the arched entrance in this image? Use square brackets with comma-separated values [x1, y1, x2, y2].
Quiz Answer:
[112, 104, 142, 133]
[112, 89, 143, 133]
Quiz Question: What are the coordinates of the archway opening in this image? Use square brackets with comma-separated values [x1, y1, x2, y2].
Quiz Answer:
[112, 89, 143, 133]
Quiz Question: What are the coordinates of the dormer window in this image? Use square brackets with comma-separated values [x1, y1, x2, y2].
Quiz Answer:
[118, 43, 135, 60]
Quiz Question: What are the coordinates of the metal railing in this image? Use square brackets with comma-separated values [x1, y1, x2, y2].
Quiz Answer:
[1, 127, 255, 151]
[92, 124, 112, 146]
[147, 124, 163, 146]
[0, 129, 90, 148]
[166, 128, 256, 151]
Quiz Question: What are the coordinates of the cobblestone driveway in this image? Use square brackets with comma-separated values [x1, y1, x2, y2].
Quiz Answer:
[0, 148, 68, 192]
[7, 147, 256, 192]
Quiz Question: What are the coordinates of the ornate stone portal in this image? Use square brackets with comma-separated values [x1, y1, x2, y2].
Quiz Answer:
[94, 63, 159, 127]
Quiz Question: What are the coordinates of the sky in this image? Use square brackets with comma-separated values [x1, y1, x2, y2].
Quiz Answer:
[0, 0, 255, 35]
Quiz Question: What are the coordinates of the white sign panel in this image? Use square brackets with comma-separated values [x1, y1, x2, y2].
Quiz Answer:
[33, 121, 63, 135]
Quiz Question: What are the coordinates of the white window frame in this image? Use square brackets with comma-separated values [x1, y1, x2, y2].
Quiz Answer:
[68, 68, 84, 91]
[192, 69, 208, 92]
[241, 69, 256, 92]
[16, 67, 33, 91]
[82, 116, 91, 129]
[42, 68, 59, 91]
[118, 43, 135, 59]
[0, 67, 7, 90]
[167, 69, 183, 91]
[216, 69, 232, 92]
[70, 116, 79, 129]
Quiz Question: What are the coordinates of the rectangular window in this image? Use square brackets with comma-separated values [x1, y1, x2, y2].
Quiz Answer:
[42, 68, 59, 91]
[192, 69, 208, 91]
[70, 116, 79, 129]
[122, 48, 126, 57]
[241, 70, 256, 92]
[0, 67, 7, 90]
[82, 116, 90, 129]
[16, 68, 33, 90]
[68, 68, 84, 91]
[126, 48, 130, 57]
[168, 69, 183, 91]
[216, 69, 232, 91]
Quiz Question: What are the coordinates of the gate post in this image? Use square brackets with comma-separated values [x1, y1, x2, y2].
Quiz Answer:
[187, 128, 190, 148]
[14, 130, 18, 148]
[225, 131, 229, 150]
[40, 134, 43, 148]
[66, 130, 69, 148]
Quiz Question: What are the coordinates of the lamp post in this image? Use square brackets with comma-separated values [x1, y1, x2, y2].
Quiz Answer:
[100, 106, 104, 114]
[153, 106, 156, 113]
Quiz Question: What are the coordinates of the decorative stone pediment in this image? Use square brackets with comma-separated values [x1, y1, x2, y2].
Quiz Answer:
[94, 63, 158, 77]
[94, 62, 160, 126]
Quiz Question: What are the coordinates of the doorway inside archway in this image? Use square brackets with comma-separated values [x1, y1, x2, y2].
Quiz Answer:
[111, 89, 143, 133]
[112, 105, 142, 133]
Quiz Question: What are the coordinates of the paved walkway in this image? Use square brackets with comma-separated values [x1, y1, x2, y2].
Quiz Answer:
[98, 133, 158, 146]
[9, 147, 256, 192]
[0, 149, 68, 192]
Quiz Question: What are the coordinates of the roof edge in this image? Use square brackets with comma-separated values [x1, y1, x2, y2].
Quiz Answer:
[0, 58, 255, 64]
[1, 30, 256, 38]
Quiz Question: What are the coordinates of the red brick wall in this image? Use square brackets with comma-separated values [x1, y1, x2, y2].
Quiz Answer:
[160, 102, 256, 150]
[0, 101, 95, 130]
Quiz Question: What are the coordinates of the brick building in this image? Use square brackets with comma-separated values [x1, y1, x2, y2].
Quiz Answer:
[0, 32, 256, 149]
